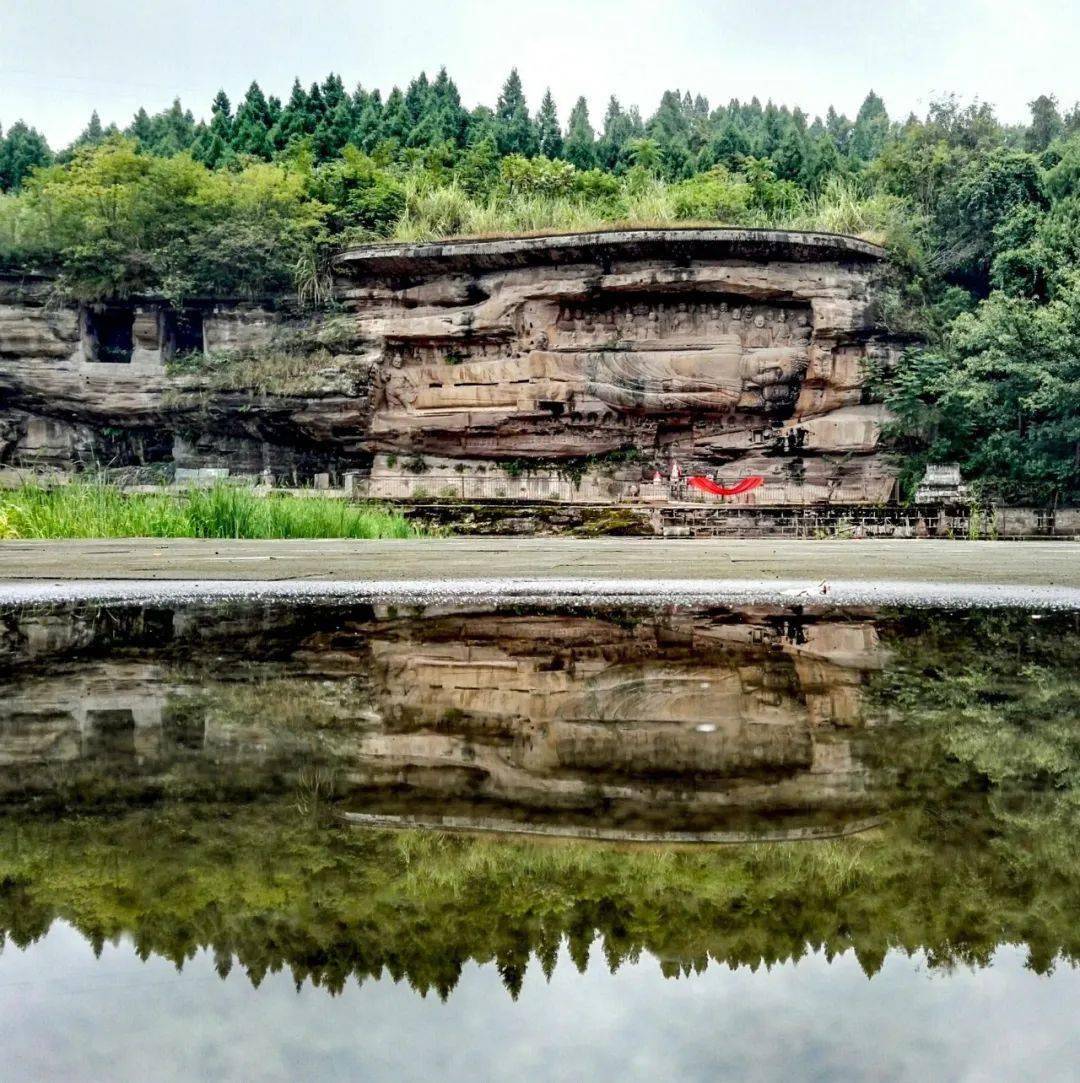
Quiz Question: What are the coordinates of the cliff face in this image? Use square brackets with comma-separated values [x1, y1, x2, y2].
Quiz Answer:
[0, 229, 905, 503]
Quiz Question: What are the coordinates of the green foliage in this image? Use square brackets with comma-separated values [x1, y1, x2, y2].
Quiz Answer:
[668, 167, 753, 220]
[535, 88, 563, 160]
[564, 97, 596, 170]
[306, 145, 406, 238]
[939, 148, 1047, 287]
[0, 138, 329, 301]
[499, 447, 643, 486]
[0, 121, 52, 190]
[887, 280, 1080, 503]
[1, 482, 421, 539]
[499, 153, 577, 197]
[494, 69, 538, 158]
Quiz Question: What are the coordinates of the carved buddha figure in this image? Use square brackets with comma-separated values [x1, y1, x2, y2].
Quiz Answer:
[746, 314, 772, 348]
[383, 354, 418, 412]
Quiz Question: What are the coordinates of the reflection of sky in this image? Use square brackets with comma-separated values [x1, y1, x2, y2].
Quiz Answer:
[1, 924, 1077, 1082]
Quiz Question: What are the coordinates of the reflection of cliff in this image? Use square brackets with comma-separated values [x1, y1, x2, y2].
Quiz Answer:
[338, 611, 887, 838]
[0, 661, 350, 805]
[0, 601, 885, 833]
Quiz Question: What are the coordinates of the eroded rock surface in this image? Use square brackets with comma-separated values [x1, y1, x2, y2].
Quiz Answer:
[0, 230, 906, 502]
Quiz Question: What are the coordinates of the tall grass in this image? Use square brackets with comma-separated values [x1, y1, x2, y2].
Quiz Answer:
[388, 171, 911, 249]
[1, 482, 421, 540]
[783, 176, 916, 249]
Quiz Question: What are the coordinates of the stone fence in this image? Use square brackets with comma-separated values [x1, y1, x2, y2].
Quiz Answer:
[362, 472, 889, 506]
[400, 500, 1080, 539]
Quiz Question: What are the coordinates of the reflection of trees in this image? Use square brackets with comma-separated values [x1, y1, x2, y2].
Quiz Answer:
[0, 609, 1077, 999]
[2, 792, 1079, 998]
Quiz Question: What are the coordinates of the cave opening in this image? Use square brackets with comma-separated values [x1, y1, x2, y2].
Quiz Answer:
[165, 308, 205, 358]
[85, 307, 134, 364]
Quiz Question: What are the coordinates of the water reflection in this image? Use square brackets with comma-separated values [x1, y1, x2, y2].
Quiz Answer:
[0, 602, 891, 839]
[0, 600, 1078, 1002]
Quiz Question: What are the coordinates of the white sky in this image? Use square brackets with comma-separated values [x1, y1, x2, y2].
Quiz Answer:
[3, 0, 1078, 147]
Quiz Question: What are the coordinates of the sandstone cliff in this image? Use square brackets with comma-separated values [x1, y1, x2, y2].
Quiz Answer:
[0, 229, 907, 504]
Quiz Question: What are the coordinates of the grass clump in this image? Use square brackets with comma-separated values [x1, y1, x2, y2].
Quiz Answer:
[1, 482, 422, 540]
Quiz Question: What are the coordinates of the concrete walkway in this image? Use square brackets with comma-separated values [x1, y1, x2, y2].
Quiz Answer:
[0, 537, 1077, 587]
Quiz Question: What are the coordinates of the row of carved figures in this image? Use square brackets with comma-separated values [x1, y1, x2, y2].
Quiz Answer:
[554, 301, 812, 344]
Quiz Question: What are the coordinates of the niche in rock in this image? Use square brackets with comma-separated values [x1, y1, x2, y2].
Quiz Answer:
[84, 306, 134, 364]
[85, 708, 136, 756]
[164, 308, 205, 358]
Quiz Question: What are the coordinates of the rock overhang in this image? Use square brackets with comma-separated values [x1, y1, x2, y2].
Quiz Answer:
[0, 226, 905, 507]
[335, 228, 887, 277]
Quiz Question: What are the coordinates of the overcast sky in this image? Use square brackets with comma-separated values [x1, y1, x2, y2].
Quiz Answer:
[4, 0, 1079, 147]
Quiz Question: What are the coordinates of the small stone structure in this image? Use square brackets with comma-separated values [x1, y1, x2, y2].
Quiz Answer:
[914, 463, 969, 504]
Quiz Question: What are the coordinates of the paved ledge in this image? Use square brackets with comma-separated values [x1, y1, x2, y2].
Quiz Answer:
[0, 538, 1076, 587]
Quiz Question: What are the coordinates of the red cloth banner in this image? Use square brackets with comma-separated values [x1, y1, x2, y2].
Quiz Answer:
[686, 475, 765, 497]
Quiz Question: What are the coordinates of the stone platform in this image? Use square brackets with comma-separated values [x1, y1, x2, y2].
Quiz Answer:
[0, 538, 1077, 592]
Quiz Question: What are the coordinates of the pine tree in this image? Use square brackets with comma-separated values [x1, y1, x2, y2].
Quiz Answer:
[850, 91, 889, 161]
[536, 89, 562, 159]
[352, 87, 384, 152]
[428, 68, 468, 147]
[762, 102, 785, 157]
[272, 79, 313, 149]
[805, 133, 843, 190]
[233, 82, 274, 157]
[564, 96, 595, 169]
[127, 108, 154, 148]
[772, 126, 808, 182]
[406, 71, 457, 149]
[495, 69, 538, 157]
[647, 91, 694, 178]
[208, 90, 233, 145]
[76, 111, 105, 148]
[466, 105, 498, 150]
[316, 98, 354, 159]
[404, 72, 432, 131]
[598, 96, 638, 170]
[1026, 94, 1063, 152]
[153, 99, 196, 156]
[826, 106, 852, 153]
[321, 73, 347, 113]
[709, 119, 751, 167]
[0, 121, 52, 190]
[380, 87, 411, 146]
[192, 127, 229, 168]
[306, 82, 327, 125]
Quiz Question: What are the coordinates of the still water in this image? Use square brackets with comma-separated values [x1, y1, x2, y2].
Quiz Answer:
[0, 600, 1078, 1081]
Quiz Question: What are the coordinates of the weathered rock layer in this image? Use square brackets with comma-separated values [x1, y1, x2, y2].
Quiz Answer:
[0, 229, 905, 503]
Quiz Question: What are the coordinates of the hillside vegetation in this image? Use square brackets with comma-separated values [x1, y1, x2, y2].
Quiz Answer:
[1, 72, 1077, 502]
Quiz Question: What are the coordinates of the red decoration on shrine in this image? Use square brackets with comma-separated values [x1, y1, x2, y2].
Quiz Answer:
[686, 475, 765, 497]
